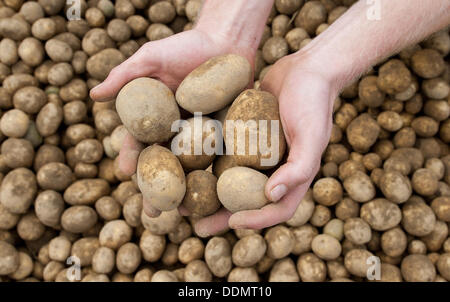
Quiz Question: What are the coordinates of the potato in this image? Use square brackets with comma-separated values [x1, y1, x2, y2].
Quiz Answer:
[61, 205, 98, 233]
[0, 17, 30, 41]
[71, 237, 100, 267]
[344, 249, 374, 278]
[360, 198, 402, 231]
[134, 267, 154, 282]
[286, 190, 315, 227]
[342, 171, 375, 203]
[431, 196, 450, 222]
[139, 229, 165, 263]
[358, 76, 385, 108]
[271, 14, 292, 37]
[17, 212, 46, 241]
[217, 166, 269, 213]
[232, 234, 266, 267]
[411, 168, 439, 196]
[0, 109, 29, 138]
[136, 145, 185, 212]
[346, 113, 380, 152]
[437, 253, 450, 281]
[116, 242, 141, 274]
[9, 251, 33, 280]
[151, 270, 178, 282]
[116, 78, 179, 145]
[262, 37, 289, 64]
[0, 203, 20, 230]
[63, 178, 110, 206]
[0, 240, 19, 275]
[381, 227, 407, 258]
[344, 218, 372, 245]
[99, 220, 133, 250]
[176, 54, 251, 114]
[13, 86, 47, 115]
[401, 198, 436, 236]
[294, 1, 327, 35]
[34, 190, 64, 227]
[3, 74, 38, 95]
[310, 204, 331, 227]
[313, 177, 343, 206]
[122, 194, 142, 227]
[401, 254, 436, 282]
[86, 48, 125, 81]
[94, 196, 121, 221]
[265, 226, 294, 259]
[146, 23, 174, 41]
[379, 170, 412, 204]
[275, 0, 303, 14]
[311, 234, 341, 260]
[181, 170, 220, 216]
[411, 116, 439, 137]
[168, 219, 192, 244]
[172, 116, 217, 171]
[0, 168, 37, 214]
[223, 89, 286, 170]
[204, 236, 232, 278]
[227, 267, 259, 282]
[422, 220, 448, 252]
[36, 102, 63, 137]
[148, 1, 176, 24]
[377, 59, 412, 94]
[184, 260, 212, 282]
[0, 38, 18, 66]
[408, 240, 427, 255]
[48, 236, 72, 262]
[411, 49, 445, 79]
[269, 258, 299, 282]
[141, 208, 181, 235]
[37, 163, 73, 191]
[296, 253, 326, 282]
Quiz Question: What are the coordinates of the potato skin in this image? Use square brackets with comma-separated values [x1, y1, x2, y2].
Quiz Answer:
[116, 77, 180, 144]
[224, 89, 286, 170]
[217, 166, 269, 213]
[176, 54, 252, 114]
[137, 145, 186, 212]
[204, 237, 232, 278]
[232, 234, 267, 267]
[183, 170, 220, 217]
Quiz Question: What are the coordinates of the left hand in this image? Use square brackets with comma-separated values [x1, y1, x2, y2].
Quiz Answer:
[195, 53, 339, 235]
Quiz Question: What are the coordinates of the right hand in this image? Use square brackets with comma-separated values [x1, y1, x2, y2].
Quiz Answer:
[89, 28, 256, 217]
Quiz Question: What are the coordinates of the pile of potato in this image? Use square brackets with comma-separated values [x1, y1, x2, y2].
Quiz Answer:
[0, 0, 449, 282]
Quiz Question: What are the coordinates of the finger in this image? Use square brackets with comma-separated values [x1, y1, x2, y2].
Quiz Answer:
[143, 197, 161, 218]
[90, 45, 158, 101]
[194, 208, 232, 238]
[118, 133, 144, 176]
[178, 204, 191, 216]
[229, 182, 310, 229]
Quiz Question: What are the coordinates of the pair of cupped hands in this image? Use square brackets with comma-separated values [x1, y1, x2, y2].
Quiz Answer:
[90, 29, 337, 237]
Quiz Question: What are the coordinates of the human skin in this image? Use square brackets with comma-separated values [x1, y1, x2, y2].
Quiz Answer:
[90, 0, 450, 236]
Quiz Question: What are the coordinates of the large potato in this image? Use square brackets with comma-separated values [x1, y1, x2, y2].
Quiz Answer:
[176, 54, 252, 114]
[217, 167, 269, 213]
[137, 145, 186, 212]
[116, 77, 180, 144]
[224, 89, 286, 170]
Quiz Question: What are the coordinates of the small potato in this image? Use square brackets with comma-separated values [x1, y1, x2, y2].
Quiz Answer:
[291, 224, 318, 255]
[359, 76, 385, 108]
[148, 1, 176, 24]
[1, 138, 35, 169]
[217, 167, 269, 213]
[411, 49, 445, 79]
[92, 246, 115, 274]
[265, 226, 294, 259]
[74, 139, 103, 164]
[379, 171, 412, 204]
[271, 14, 292, 37]
[17, 213, 45, 241]
[81, 29, 115, 56]
[346, 113, 380, 152]
[107, 19, 132, 42]
[296, 253, 326, 282]
[47, 63, 73, 86]
[344, 249, 374, 278]
[111, 181, 138, 205]
[146, 23, 174, 41]
[95, 196, 121, 221]
[421, 220, 448, 252]
[294, 1, 327, 35]
[323, 219, 344, 241]
[313, 177, 343, 206]
[178, 237, 204, 264]
[126, 15, 149, 37]
[3, 74, 38, 95]
[377, 59, 412, 94]
[310, 205, 331, 227]
[168, 220, 192, 244]
[343, 171, 375, 203]
[99, 220, 133, 250]
[381, 227, 407, 257]
[275, 0, 303, 15]
[269, 258, 299, 282]
[63, 179, 110, 206]
[123, 194, 143, 227]
[437, 253, 450, 281]
[71, 237, 100, 267]
[311, 234, 342, 260]
[36, 102, 63, 137]
[45, 39, 73, 63]
[327, 259, 349, 280]
[401, 254, 436, 282]
[0, 109, 29, 138]
[411, 116, 439, 137]
[223, 89, 286, 169]
[72, 51, 88, 74]
[360, 198, 402, 231]
[227, 267, 259, 282]
[13, 86, 47, 115]
[424, 100, 449, 122]
[43, 261, 64, 281]
[344, 218, 372, 245]
[37, 162, 73, 191]
[335, 197, 360, 221]
[94, 109, 120, 135]
[86, 48, 125, 81]
[184, 260, 212, 282]
[377, 111, 403, 132]
[286, 190, 315, 227]
[0, 203, 20, 230]
[116, 243, 141, 274]
[116, 78, 179, 144]
[63, 101, 87, 126]
[137, 145, 185, 211]
[204, 237, 232, 278]
[139, 230, 166, 262]
[411, 168, 439, 196]
[431, 196, 450, 222]
[0, 168, 37, 214]
[176, 54, 251, 114]
[232, 234, 266, 267]
[0, 38, 18, 66]
[151, 270, 178, 282]
[9, 252, 33, 280]
[134, 268, 154, 282]
[48, 236, 72, 262]
[34, 190, 64, 227]
[402, 199, 436, 237]
[262, 37, 288, 64]
[61, 205, 98, 233]
[0, 240, 19, 275]
[141, 208, 181, 235]
[19, 2, 44, 24]
[182, 170, 220, 216]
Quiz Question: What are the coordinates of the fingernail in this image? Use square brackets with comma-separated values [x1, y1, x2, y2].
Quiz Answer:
[270, 184, 287, 202]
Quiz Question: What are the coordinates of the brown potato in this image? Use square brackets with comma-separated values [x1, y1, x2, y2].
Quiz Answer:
[182, 170, 220, 216]
[204, 236, 232, 278]
[313, 177, 343, 206]
[401, 254, 436, 282]
[0, 168, 37, 214]
[296, 253, 326, 282]
[99, 220, 133, 250]
[61, 205, 98, 233]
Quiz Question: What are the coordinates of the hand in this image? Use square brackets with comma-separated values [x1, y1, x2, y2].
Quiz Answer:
[194, 53, 339, 235]
[90, 28, 255, 217]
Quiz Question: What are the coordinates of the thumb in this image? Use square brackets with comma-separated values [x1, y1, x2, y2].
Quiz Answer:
[89, 44, 158, 101]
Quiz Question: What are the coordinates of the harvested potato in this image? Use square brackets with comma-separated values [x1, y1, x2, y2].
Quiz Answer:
[184, 260, 212, 282]
[141, 208, 181, 235]
[262, 37, 289, 64]
[232, 234, 266, 267]
[178, 237, 204, 264]
[343, 171, 375, 202]
[227, 267, 259, 282]
[176, 54, 252, 114]
[269, 258, 299, 282]
[311, 234, 342, 260]
[182, 170, 219, 216]
[64, 178, 110, 205]
[0, 109, 29, 138]
[401, 254, 436, 282]
[296, 253, 326, 282]
[313, 177, 343, 206]
[294, 1, 327, 35]
[217, 166, 269, 213]
[286, 190, 315, 227]
[0, 168, 37, 214]
[411, 49, 445, 79]
[379, 171, 412, 204]
[360, 198, 402, 231]
[265, 226, 294, 259]
[344, 249, 374, 278]
[34, 190, 64, 227]
[0, 240, 19, 275]
[61, 205, 98, 233]
[344, 218, 372, 245]
[204, 237, 232, 278]
[401, 198, 436, 236]
[346, 113, 380, 152]
[99, 220, 133, 250]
